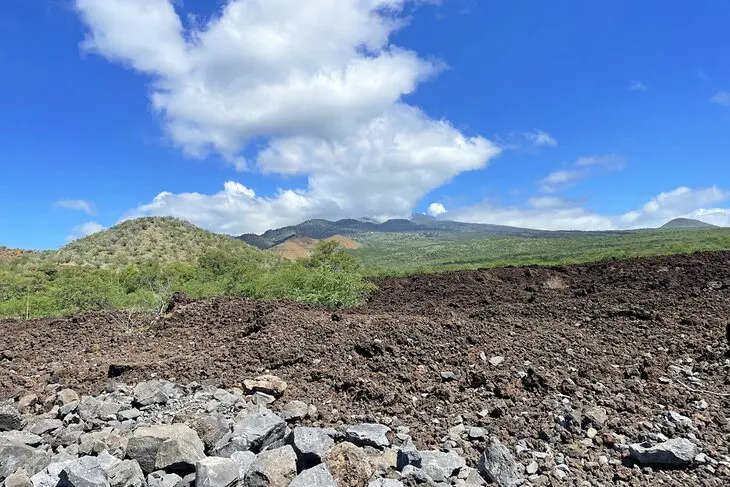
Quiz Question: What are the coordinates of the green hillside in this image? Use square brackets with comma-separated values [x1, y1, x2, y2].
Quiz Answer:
[56, 217, 263, 267]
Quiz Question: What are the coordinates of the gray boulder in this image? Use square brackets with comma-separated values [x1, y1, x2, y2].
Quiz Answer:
[292, 427, 335, 469]
[243, 445, 297, 486]
[629, 438, 697, 468]
[4, 471, 32, 487]
[57, 389, 80, 406]
[476, 438, 522, 487]
[25, 418, 62, 436]
[126, 424, 204, 474]
[0, 430, 42, 446]
[345, 423, 391, 449]
[231, 411, 287, 453]
[0, 442, 49, 478]
[396, 448, 422, 470]
[324, 442, 373, 487]
[107, 460, 146, 487]
[147, 471, 182, 487]
[230, 451, 256, 478]
[420, 450, 465, 482]
[289, 464, 337, 487]
[154, 439, 205, 475]
[243, 375, 287, 398]
[195, 457, 239, 487]
[133, 381, 179, 406]
[188, 413, 230, 453]
[0, 404, 23, 431]
[279, 401, 309, 422]
[368, 480, 405, 487]
[60, 457, 111, 487]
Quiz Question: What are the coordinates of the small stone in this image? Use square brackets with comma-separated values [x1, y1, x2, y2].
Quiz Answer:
[4, 471, 32, 487]
[243, 375, 288, 397]
[666, 411, 692, 428]
[147, 471, 182, 487]
[132, 380, 179, 406]
[195, 457, 239, 487]
[229, 411, 287, 453]
[440, 372, 459, 381]
[489, 356, 505, 367]
[126, 424, 205, 474]
[526, 461, 538, 475]
[583, 407, 608, 429]
[368, 480, 404, 487]
[107, 460, 146, 487]
[468, 427, 487, 440]
[345, 423, 391, 449]
[118, 408, 142, 421]
[397, 448, 422, 470]
[586, 428, 598, 439]
[552, 468, 567, 480]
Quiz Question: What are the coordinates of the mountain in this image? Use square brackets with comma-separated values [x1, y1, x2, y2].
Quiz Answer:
[661, 218, 718, 229]
[235, 215, 546, 249]
[56, 217, 264, 267]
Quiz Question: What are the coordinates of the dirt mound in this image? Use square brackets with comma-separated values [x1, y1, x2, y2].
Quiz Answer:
[325, 234, 361, 249]
[2, 251, 730, 485]
[270, 237, 319, 260]
[0, 246, 37, 260]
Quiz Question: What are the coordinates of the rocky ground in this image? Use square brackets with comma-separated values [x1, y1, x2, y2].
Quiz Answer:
[2, 251, 730, 486]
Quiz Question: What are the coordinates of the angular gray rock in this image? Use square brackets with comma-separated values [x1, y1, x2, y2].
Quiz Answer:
[188, 413, 230, 452]
[4, 471, 32, 487]
[57, 389, 80, 406]
[279, 401, 309, 422]
[196, 457, 240, 487]
[345, 423, 391, 449]
[0, 404, 23, 431]
[583, 407, 608, 429]
[133, 380, 179, 406]
[628, 438, 697, 468]
[231, 411, 287, 453]
[477, 438, 522, 487]
[230, 451, 256, 478]
[26, 418, 63, 436]
[107, 460, 146, 487]
[243, 445, 297, 486]
[147, 471, 182, 487]
[292, 427, 335, 469]
[289, 464, 337, 487]
[60, 457, 111, 487]
[396, 448, 422, 470]
[400, 465, 433, 484]
[0, 430, 42, 446]
[420, 450, 466, 483]
[126, 424, 204, 474]
[154, 438, 206, 475]
[0, 442, 49, 478]
[368, 480, 405, 487]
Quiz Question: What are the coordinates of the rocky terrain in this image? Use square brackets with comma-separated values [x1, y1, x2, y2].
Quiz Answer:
[2, 251, 730, 486]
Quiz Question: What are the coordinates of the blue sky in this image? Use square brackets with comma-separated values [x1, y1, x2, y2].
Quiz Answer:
[2, 0, 730, 249]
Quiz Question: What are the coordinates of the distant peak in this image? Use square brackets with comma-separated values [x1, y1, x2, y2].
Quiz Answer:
[661, 218, 717, 229]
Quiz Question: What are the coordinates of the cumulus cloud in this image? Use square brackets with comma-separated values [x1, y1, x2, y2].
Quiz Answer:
[76, 0, 500, 230]
[629, 80, 648, 91]
[450, 186, 730, 231]
[540, 155, 623, 193]
[56, 199, 97, 215]
[427, 203, 448, 217]
[67, 221, 105, 241]
[710, 91, 730, 106]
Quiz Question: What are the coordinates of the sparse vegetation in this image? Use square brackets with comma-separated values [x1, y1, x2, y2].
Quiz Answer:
[2, 217, 729, 319]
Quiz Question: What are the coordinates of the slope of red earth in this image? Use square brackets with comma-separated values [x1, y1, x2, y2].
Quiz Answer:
[2, 251, 730, 485]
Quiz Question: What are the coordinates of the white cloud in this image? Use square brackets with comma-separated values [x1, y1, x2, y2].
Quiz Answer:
[427, 202, 448, 217]
[129, 105, 498, 234]
[523, 130, 557, 147]
[76, 0, 500, 231]
[540, 155, 624, 193]
[629, 80, 648, 91]
[56, 199, 97, 215]
[75, 0, 441, 160]
[450, 186, 730, 231]
[67, 221, 105, 241]
[710, 91, 730, 106]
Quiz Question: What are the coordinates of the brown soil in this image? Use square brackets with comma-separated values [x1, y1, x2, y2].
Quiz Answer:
[2, 252, 730, 485]
[325, 234, 361, 249]
[269, 237, 317, 260]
